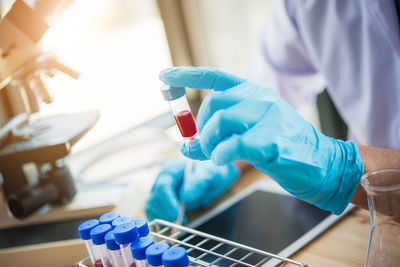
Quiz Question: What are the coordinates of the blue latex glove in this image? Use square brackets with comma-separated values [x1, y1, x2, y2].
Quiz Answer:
[145, 158, 240, 222]
[159, 66, 364, 214]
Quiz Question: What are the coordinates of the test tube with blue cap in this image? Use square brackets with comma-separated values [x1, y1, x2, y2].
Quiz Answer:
[99, 211, 120, 225]
[161, 85, 195, 226]
[162, 247, 190, 267]
[90, 224, 113, 267]
[160, 85, 199, 143]
[146, 242, 170, 267]
[78, 219, 102, 267]
[133, 218, 150, 237]
[132, 237, 155, 267]
[114, 222, 139, 267]
[112, 216, 134, 229]
[105, 230, 125, 267]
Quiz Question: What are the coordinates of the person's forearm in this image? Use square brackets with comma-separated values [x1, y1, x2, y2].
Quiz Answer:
[234, 145, 400, 211]
[352, 145, 400, 209]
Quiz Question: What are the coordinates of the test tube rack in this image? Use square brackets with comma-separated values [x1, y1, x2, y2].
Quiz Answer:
[76, 219, 307, 267]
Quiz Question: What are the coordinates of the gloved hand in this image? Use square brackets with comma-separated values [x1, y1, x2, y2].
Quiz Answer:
[159, 66, 364, 214]
[145, 158, 240, 222]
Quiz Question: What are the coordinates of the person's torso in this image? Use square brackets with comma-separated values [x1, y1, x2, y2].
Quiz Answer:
[291, 0, 400, 149]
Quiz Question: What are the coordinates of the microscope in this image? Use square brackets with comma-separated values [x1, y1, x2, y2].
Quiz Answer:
[0, 0, 99, 220]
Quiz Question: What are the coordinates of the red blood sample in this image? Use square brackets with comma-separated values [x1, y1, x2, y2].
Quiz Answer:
[130, 262, 137, 267]
[174, 110, 197, 139]
[94, 259, 104, 267]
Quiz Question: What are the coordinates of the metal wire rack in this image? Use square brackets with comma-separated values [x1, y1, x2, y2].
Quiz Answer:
[76, 219, 307, 267]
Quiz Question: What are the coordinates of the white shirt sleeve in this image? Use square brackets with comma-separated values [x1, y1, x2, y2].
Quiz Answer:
[247, 0, 326, 116]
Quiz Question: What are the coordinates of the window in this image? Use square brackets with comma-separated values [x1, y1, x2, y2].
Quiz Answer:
[41, 0, 173, 152]
[178, 0, 272, 75]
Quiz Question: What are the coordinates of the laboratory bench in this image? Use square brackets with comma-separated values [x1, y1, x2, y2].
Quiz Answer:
[0, 167, 370, 267]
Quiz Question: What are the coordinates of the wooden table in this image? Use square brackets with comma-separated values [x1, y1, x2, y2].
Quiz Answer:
[291, 207, 370, 266]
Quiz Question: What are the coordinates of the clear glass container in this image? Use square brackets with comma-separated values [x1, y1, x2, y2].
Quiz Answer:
[360, 169, 400, 266]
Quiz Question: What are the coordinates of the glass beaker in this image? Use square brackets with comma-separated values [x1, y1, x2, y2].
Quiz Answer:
[360, 169, 400, 267]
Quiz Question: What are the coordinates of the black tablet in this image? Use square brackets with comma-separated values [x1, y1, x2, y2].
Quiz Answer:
[187, 180, 354, 266]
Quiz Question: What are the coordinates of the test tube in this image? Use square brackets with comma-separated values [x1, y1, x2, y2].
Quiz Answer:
[114, 222, 139, 267]
[99, 211, 120, 225]
[162, 247, 189, 267]
[78, 219, 102, 267]
[133, 219, 150, 237]
[161, 85, 198, 142]
[112, 216, 134, 229]
[145, 242, 170, 267]
[90, 224, 113, 267]
[131, 237, 155, 267]
[105, 230, 125, 267]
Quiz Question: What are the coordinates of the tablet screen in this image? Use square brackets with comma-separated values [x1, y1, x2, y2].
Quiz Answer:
[186, 190, 331, 265]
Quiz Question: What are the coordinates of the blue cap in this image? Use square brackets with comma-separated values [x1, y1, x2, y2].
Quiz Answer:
[161, 84, 186, 101]
[90, 224, 112, 245]
[112, 216, 134, 228]
[146, 242, 170, 266]
[162, 247, 189, 267]
[105, 231, 120, 251]
[131, 237, 155, 260]
[114, 223, 139, 245]
[133, 219, 150, 237]
[78, 219, 100, 240]
[99, 212, 120, 224]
